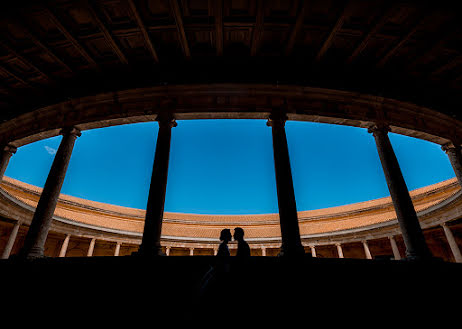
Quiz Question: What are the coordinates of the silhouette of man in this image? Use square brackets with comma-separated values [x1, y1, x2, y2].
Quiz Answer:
[234, 227, 250, 257]
[216, 228, 232, 257]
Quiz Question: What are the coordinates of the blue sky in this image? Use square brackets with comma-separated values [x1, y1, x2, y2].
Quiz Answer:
[4, 120, 455, 214]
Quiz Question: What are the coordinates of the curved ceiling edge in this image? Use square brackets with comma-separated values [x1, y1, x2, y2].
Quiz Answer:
[0, 84, 460, 147]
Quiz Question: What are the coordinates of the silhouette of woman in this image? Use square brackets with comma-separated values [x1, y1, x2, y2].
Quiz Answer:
[197, 228, 232, 307]
[216, 228, 232, 257]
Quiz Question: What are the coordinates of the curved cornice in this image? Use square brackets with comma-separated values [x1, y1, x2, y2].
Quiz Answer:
[0, 176, 459, 244]
[1, 84, 461, 148]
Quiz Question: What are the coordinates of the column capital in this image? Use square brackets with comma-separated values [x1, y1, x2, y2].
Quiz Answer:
[60, 127, 82, 138]
[156, 113, 177, 128]
[441, 142, 460, 153]
[3, 144, 17, 155]
[267, 112, 288, 127]
[367, 124, 390, 136]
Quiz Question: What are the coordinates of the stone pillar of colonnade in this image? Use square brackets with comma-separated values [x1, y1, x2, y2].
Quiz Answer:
[362, 240, 372, 260]
[87, 238, 96, 257]
[267, 112, 304, 256]
[1, 220, 22, 259]
[114, 242, 122, 256]
[0, 144, 16, 258]
[189, 248, 194, 256]
[136, 114, 176, 257]
[336, 243, 344, 258]
[441, 223, 462, 263]
[389, 236, 402, 260]
[309, 245, 316, 257]
[0, 144, 17, 182]
[165, 246, 170, 256]
[261, 247, 266, 256]
[368, 124, 432, 260]
[19, 127, 81, 259]
[59, 234, 71, 257]
[442, 142, 462, 187]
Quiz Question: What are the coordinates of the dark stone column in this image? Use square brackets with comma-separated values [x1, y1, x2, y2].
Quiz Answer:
[267, 113, 304, 256]
[442, 143, 462, 187]
[19, 127, 81, 259]
[368, 125, 432, 260]
[136, 115, 176, 256]
[0, 144, 17, 182]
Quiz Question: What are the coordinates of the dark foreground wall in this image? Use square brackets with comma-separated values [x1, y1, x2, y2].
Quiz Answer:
[0, 256, 461, 327]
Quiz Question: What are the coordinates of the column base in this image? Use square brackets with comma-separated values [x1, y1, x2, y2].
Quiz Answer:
[402, 255, 442, 262]
[403, 249, 435, 262]
[132, 246, 166, 257]
[16, 246, 46, 260]
[277, 244, 306, 257]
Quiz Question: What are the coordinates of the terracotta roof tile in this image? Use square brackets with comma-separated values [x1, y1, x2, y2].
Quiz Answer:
[1, 176, 458, 239]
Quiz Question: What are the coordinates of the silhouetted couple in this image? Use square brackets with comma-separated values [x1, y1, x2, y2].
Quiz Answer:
[196, 227, 251, 319]
[217, 227, 250, 257]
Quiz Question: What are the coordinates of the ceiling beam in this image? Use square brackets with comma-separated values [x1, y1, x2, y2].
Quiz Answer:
[0, 40, 54, 83]
[285, 0, 307, 56]
[251, 0, 265, 56]
[250, 0, 265, 56]
[431, 55, 462, 77]
[377, 6, 431, 69]
[345, 3, 397, 65]
[376, 16, 426, 68]
[85, 0, 128, 65]
[408, 18, 462, 73]
[44, 7, 98, 69]
[127, 0, 159, 63]
[0, 64, 31, 87]
[215, 0, 223, 56]
[169, 0, 191, 59]
[315, 1, 349, 62]
[13, 18, 73, 74]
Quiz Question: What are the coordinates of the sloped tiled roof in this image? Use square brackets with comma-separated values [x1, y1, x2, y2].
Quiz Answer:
[1, 176, 459, 240]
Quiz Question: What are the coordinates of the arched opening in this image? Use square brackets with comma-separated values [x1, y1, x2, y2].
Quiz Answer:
[0, 118, 458, 260]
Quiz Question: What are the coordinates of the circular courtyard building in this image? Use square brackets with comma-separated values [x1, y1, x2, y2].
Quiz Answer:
[0, 0, 462, 325]
[0, 176, 461, 260]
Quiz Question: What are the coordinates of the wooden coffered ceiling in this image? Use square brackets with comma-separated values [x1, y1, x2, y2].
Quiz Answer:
[0, 0, 461, 122]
